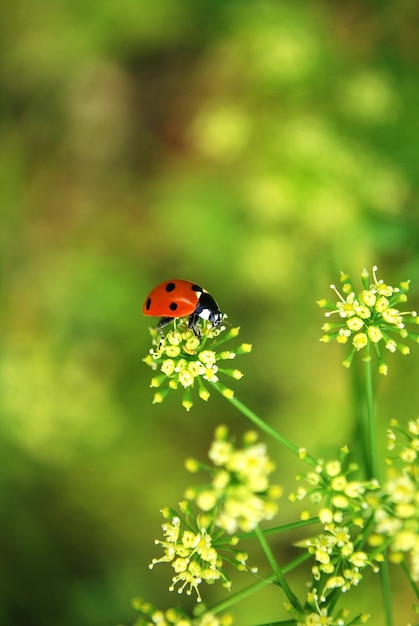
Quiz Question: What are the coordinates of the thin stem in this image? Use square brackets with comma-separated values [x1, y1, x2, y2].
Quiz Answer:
[380, 556, 393, 626]
[363, 348, 392, 626]
[209, 552, 310, 616]
[363, 347, 380, 481]
[254, 619, 295, 626]
[210, 383, 317, 466]
[401, 558, 419, 598]
[255, 526, 303, 614]
[238, 517, 320, 541]
[209, 575, 274, 614]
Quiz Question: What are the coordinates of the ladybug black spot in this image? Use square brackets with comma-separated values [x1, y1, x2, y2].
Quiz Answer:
[191, 284, 201, 292]
[169, 302, 178, 311]
[145, 297, 151, 311]
[166, 282, 176, 292]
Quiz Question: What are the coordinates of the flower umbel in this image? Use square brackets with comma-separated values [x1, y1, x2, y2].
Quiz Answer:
[143, 319, 252, 410]
[296, 521, 381, 600]
[290, 445, 379, 524]
[290, 448, 382, 613]
[285, 590, 370, 625]
[370, 418, 419, 582]
[318, 266, 418, 374]
[386, 417, 419, 474]
[149, 501, 251, 602]
[185, 425, 282, 534]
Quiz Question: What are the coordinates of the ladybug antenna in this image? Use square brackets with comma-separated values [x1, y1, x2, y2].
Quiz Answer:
[221, 314, 231, 329]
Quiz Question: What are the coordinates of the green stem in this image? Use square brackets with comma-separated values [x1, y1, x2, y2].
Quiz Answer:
[255, 526, 303, 614]
[363, 348, 392, 626]
[209, 575, 274, 614]
[238, 517, 320, 541]
[402, 557, 419, 598]
[210, 384, 317, 466]
[363, 347, 380, 481]
[253, 619, 295, 626]
[380, 556, 393, 626]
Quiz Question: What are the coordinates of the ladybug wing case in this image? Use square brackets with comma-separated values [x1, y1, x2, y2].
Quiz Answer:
[143, 280, 202, 318]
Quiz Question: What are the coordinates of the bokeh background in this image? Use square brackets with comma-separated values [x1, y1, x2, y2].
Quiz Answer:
[1, 1, 418, 624]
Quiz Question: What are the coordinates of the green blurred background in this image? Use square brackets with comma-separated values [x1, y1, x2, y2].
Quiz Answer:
[1, 1, 418, 624]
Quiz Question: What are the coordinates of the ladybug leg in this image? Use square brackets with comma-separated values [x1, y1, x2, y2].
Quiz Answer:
[188, 313, 202, 339]
[157, 316, 174, 337]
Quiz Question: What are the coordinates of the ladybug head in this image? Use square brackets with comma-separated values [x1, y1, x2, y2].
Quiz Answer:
[196, 291, 223, 328]
[209, 310, 223, 327]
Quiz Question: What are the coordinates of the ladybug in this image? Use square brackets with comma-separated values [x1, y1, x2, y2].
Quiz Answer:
[143, 279, 223, 339]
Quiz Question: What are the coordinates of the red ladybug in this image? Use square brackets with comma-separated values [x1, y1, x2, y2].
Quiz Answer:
[143, 279, 223, 338]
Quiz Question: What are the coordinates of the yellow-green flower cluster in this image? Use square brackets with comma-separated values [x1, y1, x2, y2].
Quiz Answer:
[370, 418, 419, 582]
[286, 591, 369, 626]
[149, 501, 250, 602]
[290, 446, 379, 524]
[317, 266, 419, 374]
[143, 320, 252, 410]
[185, 426, 282, 534]
[386, 417, 419, 473]
[296, 522, 381, 603]
[132, 598, 233, 626]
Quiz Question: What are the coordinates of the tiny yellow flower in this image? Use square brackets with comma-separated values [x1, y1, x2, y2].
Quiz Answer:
[221, 387, 234, 399]
[379, 362, 388, 375]
[237, 342, 252, 353]
[353, 333, 368, 350]
[367, 326, 383, 343]
[349, 551, 368, 568]
[319, 508, 334, 524]
[331, 475, 347, 491]
[332, 494, 349, 509]
[360, 290, 376, 307]
[179, 370, 195, 388]
[347, 316, 364, 331]
[325, 460, 341, 477]
[337, 330, 350, 343]
[196, 490, 218, 511]
[166, 344, 182, 358]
